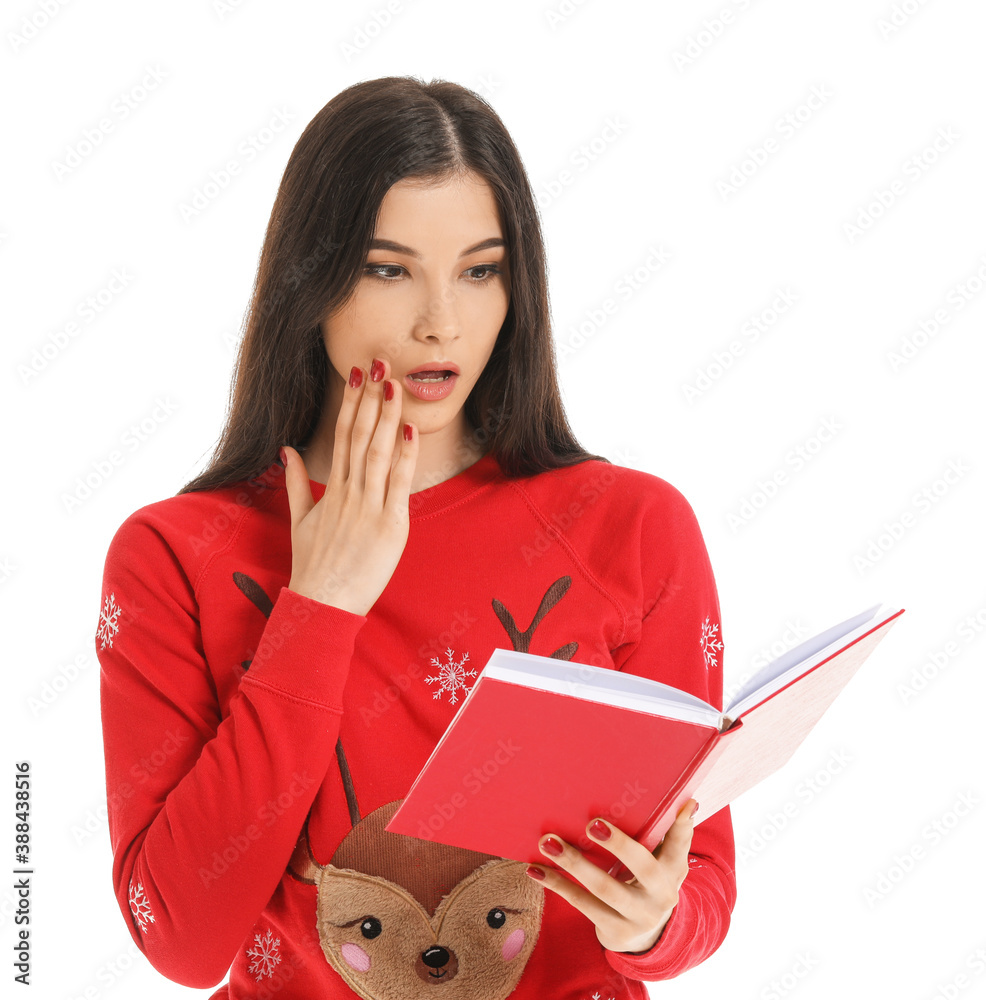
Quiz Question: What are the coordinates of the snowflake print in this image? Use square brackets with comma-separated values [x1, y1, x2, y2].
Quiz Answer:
[587, 991, 616, 1000]
[699, 616, 723, 670]
[128, 880, 154, 933]
[97, 592, 124, 650]
[424, 647, 477, 705]
[246, 929, 282, 982]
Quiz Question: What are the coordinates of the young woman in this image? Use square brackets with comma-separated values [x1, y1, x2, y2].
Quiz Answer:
[96, 76, 735, 999]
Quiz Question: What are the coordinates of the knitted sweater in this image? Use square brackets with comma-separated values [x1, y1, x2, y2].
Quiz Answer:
[95, 451, 736, 999]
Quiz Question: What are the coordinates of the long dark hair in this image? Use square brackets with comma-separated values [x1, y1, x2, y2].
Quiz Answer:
[179, 75, 610, 495]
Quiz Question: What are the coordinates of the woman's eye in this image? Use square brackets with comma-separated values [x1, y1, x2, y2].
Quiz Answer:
[364, 264, 404, 281]
[466, 264, 502, 284]
[363, 263, 503, 284]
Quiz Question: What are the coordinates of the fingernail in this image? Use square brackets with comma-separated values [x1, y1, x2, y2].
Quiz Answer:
[589, 819, 611, 841]
[279, 447, 287, 467]
[403, 423, 413, 442]
[370, 358, 384, 382]
[349, 366, 363, 389]
[691, 801, 700, 819]
[541, 836, 563, 857]
[383, 379, 394, 402]
[526, 865, 545, 880]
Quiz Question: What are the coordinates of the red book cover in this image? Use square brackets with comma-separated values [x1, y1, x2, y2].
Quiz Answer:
[386, 605, 904, 878]
[387, 677, 719, 872]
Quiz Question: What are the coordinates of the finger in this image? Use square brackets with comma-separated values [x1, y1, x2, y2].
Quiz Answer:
[384, 416, 418, 513]
[651, 801, 697, 881]
[328, 364, 367, 489]
[535, 834, 635, 915]
[363, 373, 405, 501]
[281, 445, 314, 532]
[525, 861, 621, 929]
[583, 818, 668, 892]
[654, 800, 697, 857]
[346, 357, 388, 492]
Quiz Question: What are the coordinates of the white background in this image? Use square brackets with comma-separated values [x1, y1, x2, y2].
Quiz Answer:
[4, 1, 985, 998]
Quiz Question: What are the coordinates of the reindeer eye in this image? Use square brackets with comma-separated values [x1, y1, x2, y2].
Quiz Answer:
[486, 908, 506, 929]
[360, 916, 382, 939]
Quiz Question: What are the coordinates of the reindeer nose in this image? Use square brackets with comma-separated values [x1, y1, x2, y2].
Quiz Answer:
[423, 945, 450, 968]
[416, 944, 459, 982]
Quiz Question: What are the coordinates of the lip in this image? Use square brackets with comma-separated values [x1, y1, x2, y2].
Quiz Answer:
[403, 371, 458, 401]
[406, 362, 460, 375]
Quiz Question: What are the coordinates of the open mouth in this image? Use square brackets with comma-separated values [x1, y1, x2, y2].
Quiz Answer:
[407, 371, 453, 383]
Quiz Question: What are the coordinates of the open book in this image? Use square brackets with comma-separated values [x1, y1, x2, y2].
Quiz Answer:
[386, 604, 904, 878]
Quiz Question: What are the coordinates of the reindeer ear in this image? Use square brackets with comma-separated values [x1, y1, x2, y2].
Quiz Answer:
[287, 815, 323, 885]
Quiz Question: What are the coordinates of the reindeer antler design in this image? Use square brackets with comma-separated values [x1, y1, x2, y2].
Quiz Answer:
[232, 571, 275, 671]
[491, 576, 578, 660]
[232, 571, 274, 617]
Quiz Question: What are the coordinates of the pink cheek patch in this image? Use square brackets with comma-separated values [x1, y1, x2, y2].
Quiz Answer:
[501, 928, 525, 962]
[341, 942, 371, 972]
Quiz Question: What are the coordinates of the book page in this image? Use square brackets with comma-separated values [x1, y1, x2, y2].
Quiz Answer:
[484, 648, 721, 727]
[724, 604, 890, 722]
[694, 618, 900, 820]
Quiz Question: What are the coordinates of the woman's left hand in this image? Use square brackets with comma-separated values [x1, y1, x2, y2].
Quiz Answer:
[525, 799, 698, 954]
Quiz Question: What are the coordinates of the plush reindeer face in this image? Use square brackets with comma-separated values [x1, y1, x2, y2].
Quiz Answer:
[290, 800, 543, 999]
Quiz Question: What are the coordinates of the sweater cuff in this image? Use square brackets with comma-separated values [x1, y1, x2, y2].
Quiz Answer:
[239, 586, 367, 710]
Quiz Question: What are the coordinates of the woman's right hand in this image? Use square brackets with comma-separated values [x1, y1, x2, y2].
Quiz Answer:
[282, 357, 419, 617]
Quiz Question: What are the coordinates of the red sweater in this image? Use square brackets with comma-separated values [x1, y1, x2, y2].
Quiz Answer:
[95, 451, 735, 999]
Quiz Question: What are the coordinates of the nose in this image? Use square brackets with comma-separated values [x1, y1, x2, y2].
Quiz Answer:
[422, 945, 450, 968]
[412, 280, 460, 342]
[415, 943, 459, 982]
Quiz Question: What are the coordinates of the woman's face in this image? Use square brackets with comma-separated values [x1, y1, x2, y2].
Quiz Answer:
[319, 170, 510, 438]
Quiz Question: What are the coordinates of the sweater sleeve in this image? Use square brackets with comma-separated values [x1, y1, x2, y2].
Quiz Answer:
[602, 480, 737, 982]
[96, 508, 367, 989]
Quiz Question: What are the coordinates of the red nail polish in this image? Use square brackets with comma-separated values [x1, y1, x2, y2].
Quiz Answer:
[691, 801, 700, 819]
[589, 820, 611, 841]
[403, 423, 413, 442]
[541, 836, 563, 857]
[349, 366, 363, 389]
[370, 358, 384, 382]
[383, 379, 394, 402]
[526, 865, 545, 880]
[279, 447, 287, 467]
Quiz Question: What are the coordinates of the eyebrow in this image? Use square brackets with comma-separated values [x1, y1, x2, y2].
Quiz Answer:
[368, 237, 506, 259]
